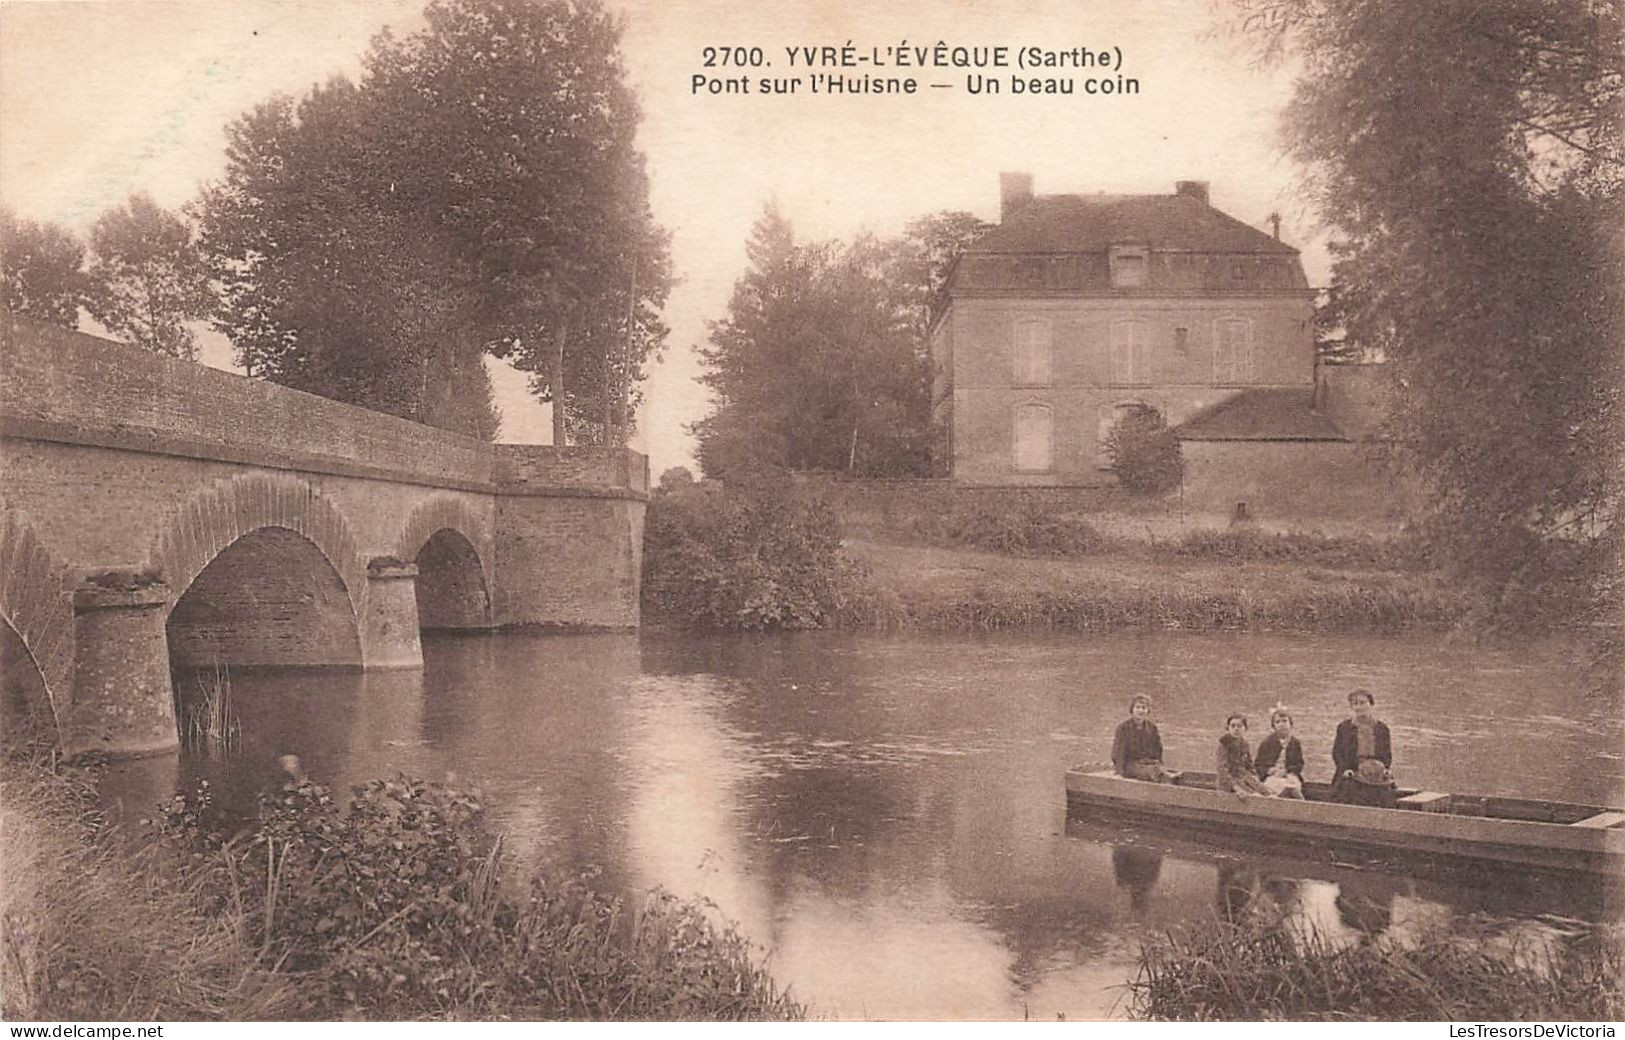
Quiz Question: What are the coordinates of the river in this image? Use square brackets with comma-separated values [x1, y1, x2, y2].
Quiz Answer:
[105, 630, 1623, 1020]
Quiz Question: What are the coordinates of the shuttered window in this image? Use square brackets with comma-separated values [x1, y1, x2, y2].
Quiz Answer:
[1012, 403, 1053, 472]
[1110, 319, 1149, 384]
[1012, 319, 1053, 385]
[1213, 317, 1253, 383]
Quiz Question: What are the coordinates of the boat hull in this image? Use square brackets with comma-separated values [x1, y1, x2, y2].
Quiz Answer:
[1065, 769, 1625, 876]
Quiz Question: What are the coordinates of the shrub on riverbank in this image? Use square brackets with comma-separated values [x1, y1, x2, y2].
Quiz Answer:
[642, 478, 869, 630]
[2, 755, 803, 1021]
[1129, 916, 1623, 1021]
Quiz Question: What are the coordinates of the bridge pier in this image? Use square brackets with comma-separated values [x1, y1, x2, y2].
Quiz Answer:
[64, 574, 178, 759]
[362, 558, 423, 669]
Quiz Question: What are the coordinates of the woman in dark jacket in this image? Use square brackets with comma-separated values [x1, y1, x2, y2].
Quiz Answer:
[1254, 708, 1305, 799]
[1330, 688, 1396, 808]
[1111, 694, 1177, 783]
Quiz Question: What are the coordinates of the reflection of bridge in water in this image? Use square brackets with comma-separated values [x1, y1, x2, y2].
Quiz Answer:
[0, 316, 648, 758]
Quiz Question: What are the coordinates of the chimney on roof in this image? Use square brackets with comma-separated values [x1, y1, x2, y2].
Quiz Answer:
[1000, 172, 1034, 223]
[1268, 211, 1282, 240]
[1175, 180, 1210, 205]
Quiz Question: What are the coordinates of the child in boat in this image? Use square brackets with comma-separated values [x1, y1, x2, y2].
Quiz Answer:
[1254, 708, 1305, 799]
[1216, 714, 1272, 796]
[1330, 688, 1397, 808]
[1111, 694, 1178, 783]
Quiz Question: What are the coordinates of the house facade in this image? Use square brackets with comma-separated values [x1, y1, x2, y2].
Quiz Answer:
[930, 175, 1320, 486]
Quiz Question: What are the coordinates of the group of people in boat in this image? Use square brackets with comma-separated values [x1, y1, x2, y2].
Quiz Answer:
[1109, 688, 1396, 807]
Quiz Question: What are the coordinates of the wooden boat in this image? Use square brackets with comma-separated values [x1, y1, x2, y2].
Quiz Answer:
[1065, 768, 1625, 876]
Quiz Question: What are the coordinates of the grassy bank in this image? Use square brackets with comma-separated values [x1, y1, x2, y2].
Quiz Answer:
[839, 538, 1465, 634]
[641, 482, 1466, 634]
[1129, 915, 1623, 1021]
[0, 755, 803, 1022]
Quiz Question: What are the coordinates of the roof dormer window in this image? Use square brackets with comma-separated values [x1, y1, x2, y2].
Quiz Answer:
[1110, 244, 1149, 288]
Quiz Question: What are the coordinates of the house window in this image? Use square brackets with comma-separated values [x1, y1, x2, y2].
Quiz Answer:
[1110, 245, 1149, 288]
[1012, 319, 1053, 385]
[1109, 318, 1150, 384]
[1012, 402, 1053, 472]
[1173, 326, 1190, 352]
[1213, 316, 1253, 383]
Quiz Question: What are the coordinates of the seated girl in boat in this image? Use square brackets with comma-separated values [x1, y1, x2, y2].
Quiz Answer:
[1331, 688, 1397, 808]
[1253, 708, 1305, 799]
[1216, 714, 1271, 796]
[1111, 695, 1178, 783]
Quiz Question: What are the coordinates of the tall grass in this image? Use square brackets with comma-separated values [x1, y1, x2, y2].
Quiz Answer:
[181, 663, 240, 755]
[0, 755, 304, 1020]
[1129, 915, 1623, 1021]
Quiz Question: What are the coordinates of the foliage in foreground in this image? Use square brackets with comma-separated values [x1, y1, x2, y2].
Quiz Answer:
[1227, 0, 1623, 632]
[641, 478, 870, 630]
[1130, 915, 1623, 1022]
[1, 755, 802, 1022]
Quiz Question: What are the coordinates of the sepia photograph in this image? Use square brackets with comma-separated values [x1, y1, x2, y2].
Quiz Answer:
[1, 0, 1621, 1024]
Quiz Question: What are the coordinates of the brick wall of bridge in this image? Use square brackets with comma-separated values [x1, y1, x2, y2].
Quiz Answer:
[0, 316, 649, 756]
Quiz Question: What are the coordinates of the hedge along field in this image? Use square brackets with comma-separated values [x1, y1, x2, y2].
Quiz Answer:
[640, 481, 1466, 635]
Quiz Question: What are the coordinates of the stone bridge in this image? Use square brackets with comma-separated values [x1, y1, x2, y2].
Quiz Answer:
[0, 316, 648, 759]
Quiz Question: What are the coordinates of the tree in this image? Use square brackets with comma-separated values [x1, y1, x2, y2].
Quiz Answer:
[199, 0, 668, 443]
[694, 206, 986, 480]
[83, 193, 213, 360]
[365, 0, 671, 445]
[1105, 405, 1184, 494]
[1229, 0, 1623, 625]
[1, 207, 87, 327]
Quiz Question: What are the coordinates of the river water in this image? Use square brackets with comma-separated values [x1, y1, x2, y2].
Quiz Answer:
[107, 630, 1623, 1020]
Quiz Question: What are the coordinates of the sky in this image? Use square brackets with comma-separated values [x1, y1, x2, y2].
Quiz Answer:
[0, 0, 1326, 475]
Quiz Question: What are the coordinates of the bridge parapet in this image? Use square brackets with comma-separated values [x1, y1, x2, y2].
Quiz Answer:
[495, 445, 649, 497]
[1, 316, 497, 490]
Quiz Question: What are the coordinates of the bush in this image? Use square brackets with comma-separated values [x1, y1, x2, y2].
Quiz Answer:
[642, 478, 868, 630]
[1105, 406, 1184, 494]
[911, 503, 1106, 557]
[150, 773, 804, 1021]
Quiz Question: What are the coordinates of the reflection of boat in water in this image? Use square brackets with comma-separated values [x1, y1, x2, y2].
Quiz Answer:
[1066, 768, 1625, 877]
[1067, 815, 1613, 925]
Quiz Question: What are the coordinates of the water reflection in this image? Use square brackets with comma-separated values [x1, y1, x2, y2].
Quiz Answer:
[101, 628, 1622, 1020]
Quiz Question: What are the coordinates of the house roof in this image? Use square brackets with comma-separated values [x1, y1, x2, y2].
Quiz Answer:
[969, 193, 1299, 256]
[1174, 388, 1348, 442]
[945, 192, 1309, 295]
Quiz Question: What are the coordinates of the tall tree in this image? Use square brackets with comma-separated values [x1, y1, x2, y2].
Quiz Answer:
[1229, 0, 1623, 625]
[199, 0, 668, 443]
[1, 207, 87, 328]
[694, 205, 980, 479]
[84, 193, 213, 360]
[364, 0, 670, 445]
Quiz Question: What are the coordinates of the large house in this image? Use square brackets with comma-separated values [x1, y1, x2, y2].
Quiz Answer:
[930, 174, 1331, 494]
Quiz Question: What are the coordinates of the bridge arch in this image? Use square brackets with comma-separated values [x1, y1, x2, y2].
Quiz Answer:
[0, 506, 71, 739]
[153, 475, 367, 669]
[148, 474, 368, 619]
[395, 496, 494, 630]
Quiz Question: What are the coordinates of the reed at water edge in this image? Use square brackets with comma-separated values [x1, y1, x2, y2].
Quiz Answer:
[1128, 915, 1623, 1021]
